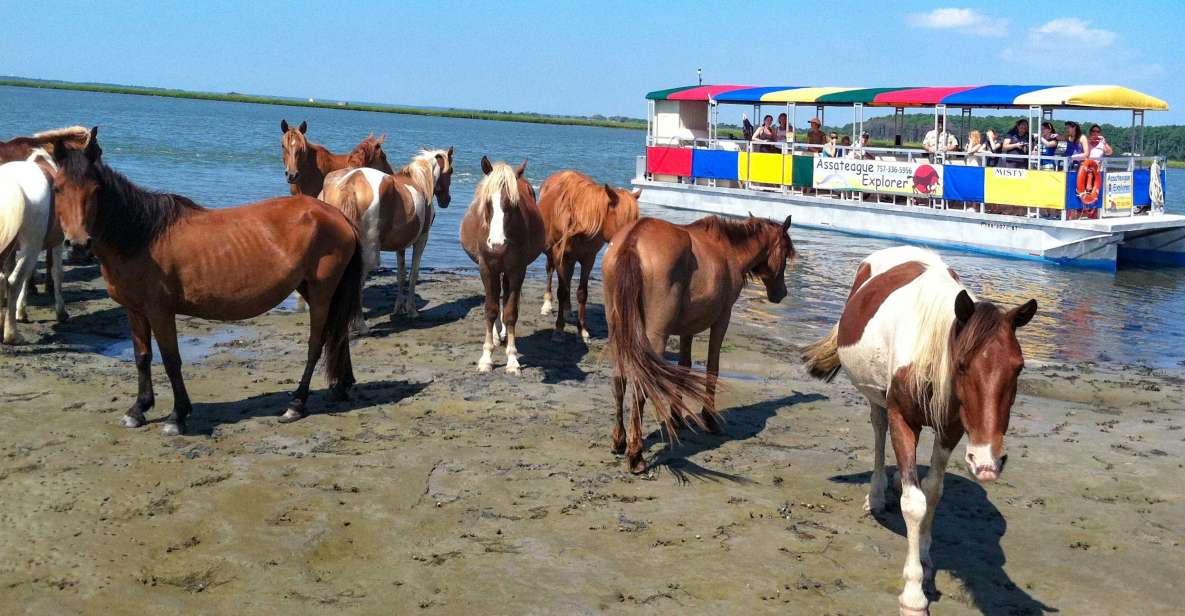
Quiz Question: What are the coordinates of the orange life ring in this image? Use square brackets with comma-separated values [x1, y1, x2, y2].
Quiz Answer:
[1077, 159, 1102, 206]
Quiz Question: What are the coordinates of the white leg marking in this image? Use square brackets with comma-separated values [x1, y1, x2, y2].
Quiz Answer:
[920, 445, 952, 579]
[866, 404, 889, 513]
[541, 291, 553, 316]
[478, 324, 494, 372]
[899, 484, 929, 615]
[487, 193, 506, 248]
[505, 332, 520, 375]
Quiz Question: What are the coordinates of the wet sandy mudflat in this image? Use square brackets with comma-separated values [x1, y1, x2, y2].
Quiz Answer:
[1, 263, 1183, 615]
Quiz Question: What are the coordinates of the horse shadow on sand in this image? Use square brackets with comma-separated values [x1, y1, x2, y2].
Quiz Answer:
[515, 301, 609, 384]
[829, 468, 1057, 616]
[642, 391, 827, 484]
[363, 285, 483, 337]
[146, 379, 429, 436]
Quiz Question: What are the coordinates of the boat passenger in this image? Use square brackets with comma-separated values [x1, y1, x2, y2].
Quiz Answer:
[839, 135, 851, 157]
[1040, 122, 1060, 169]
[752, 115, 776, 141]
[806, 118, 826, 150]
[983, 128, 1003, 167]
[1088, 124, 1113, 160]
[1003, 119, 1031, 168]
[821, 133, 839, 157]
[741, 113, 755, 141]
[776, 113, 789, 142]
[1063, 121, 1088, 170]
[847, 132, 873, 160]
[964, 130, 985, 166]
[922, 116, 958, 161]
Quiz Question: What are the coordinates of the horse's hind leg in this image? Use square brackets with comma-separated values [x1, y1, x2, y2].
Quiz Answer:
[120, 311, 155, 428]
[3, 246, 38, 343]
[576, 254, 595, 342]
[667, 335, 694, 431]
[282, 283, 331, 423]
[611, 368, 627, 454]
[552, 257, 576, 340]
[866, 403, 889, 514]
[626, 388, 648, 474]
[541, 253, 555, 316]
[148, 314, 193, 436]
[50, 243, 67, 322]
[403, 229, 431, 318]
[393, 249, 408, 317]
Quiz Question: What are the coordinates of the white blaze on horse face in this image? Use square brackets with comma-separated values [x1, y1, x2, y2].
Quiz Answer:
[965, 442, 1002, 482]
[487, 192, 506, 248]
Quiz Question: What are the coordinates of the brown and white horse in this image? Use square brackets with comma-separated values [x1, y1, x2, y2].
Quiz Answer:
[802, 245, 1037, 616]
[602, 214, 795, 473]
[538, 170, 640, 341]
[459, 157, 545, 374]
[279, 120, 390, 197]
[320, 145, 454, 322]
[53, 128, 363, 436]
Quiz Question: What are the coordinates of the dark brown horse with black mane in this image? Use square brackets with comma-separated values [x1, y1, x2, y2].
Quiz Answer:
[602, 214, 795, 473]
[279, 120, 391, 197]
[53, 127, 362, 436]
[459, 157, 545, 374]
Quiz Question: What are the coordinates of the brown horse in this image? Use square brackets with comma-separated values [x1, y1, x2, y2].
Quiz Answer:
[801, 245, 1037, 616]
[320, 145, 454, 322]
[459, 157, 545, 374]
[53, 128, 362, 436]
[279, 120, 390, 197]
[602, 214, 795, 473]
[539, 170, 640, 342]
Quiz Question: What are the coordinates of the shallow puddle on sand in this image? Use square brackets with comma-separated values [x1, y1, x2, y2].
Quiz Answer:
[98, 326, 255, 363]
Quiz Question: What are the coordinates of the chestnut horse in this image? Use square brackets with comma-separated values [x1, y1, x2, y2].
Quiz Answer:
[802, 245, 1037, 616]
[53, 128, 363, 436]
[602, 214, 795, 473]
[459, 157, 544, 374]
[538, 170, 640, 341]
[321, 145, 454, 322]
[279, 120, 390, 197]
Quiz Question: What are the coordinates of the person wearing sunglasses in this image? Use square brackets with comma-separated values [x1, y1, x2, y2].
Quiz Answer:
[1087, 124, 1113, 160]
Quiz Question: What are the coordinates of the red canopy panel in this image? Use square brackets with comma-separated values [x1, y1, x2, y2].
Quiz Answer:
[873, 86, 978, 106]
[667, 85, 754, 101]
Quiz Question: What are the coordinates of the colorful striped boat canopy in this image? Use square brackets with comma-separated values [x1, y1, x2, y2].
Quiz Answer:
[646, 84, 1169, 110]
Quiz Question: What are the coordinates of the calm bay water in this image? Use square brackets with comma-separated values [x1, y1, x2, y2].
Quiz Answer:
[3, 85, 1184, 368]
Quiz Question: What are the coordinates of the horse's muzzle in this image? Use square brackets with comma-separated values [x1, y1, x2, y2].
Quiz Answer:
[286, 171, 300, 184]
[65, 238, 93, 252]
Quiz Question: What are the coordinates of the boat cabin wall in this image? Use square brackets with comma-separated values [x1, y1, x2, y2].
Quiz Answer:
[653, 100, 708, 145]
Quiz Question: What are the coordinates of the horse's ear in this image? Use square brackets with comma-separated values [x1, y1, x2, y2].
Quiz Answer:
[280, 119, 289, 133]
[782, 215, 792, 232]
[298, 121, 307, 134]
[954, 290, 975, 325]
[1012, 299, 1038, 329]
[377, 134, 385, 145]
[447, 146, 454, 159]
[747, 210, 755, 218]
[480, 156, 494, 175]
[84, 127, 102, 162]
[515, 160, 528, 178]
[631, 188, 642, 199]
[604, 184, 619, 207]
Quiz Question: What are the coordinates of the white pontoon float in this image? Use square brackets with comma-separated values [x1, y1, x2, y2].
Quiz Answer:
[633, 84, 1179, 269]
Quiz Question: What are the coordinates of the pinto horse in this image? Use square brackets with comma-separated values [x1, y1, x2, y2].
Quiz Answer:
[279, 120, 390, 197]
[53, 128, 363, 436]
[459, 157, 545, 374]
[0, 156, 56, 344]
[538, 170, 640, 341]
[321, 145, 454, 321]
[802, 245, 1037, 616]
[602, 214, 795, 473]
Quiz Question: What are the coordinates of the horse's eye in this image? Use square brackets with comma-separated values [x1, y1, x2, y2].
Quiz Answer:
[956, 362, 968, 375]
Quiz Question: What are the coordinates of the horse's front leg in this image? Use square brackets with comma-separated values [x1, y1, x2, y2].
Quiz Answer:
[866, 402, 889, 514]
[919, 430, 962, 592]
[888, 406, 927, 616]
[541, 252, 555, 316]
[477, 265, 499, 372]
[148, 314, 193, 436]
[575, 255, 595, 342]
[119, 311, 155, 428]
[403, 229, 431, 318]
[49, 243, 67, 322]
[503, 270, 526, 375]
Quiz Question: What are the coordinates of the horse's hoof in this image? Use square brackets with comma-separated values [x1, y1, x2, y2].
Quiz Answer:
[899, 602, 929, 616]
[56, 310, 69, 323]
[540, 301, 552, 316]
[2, 333, 25, 345]
[506, 364, 521, 376]
[120, 414, 145, 428]
[278, 408, 305, 424]
[628, 457, 648, 475]
[477, 361, 493, 373]
[581, 330, 592, 343]
[611, 441, 626, 455]
[160, 422, 183, 437]
[330, 385, 351, 402]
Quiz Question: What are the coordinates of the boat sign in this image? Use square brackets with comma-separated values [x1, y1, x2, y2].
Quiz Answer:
[813, 157, 944, 197]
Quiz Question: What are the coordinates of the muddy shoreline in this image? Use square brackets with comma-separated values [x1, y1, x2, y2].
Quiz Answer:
[1, 266, 1183, 614]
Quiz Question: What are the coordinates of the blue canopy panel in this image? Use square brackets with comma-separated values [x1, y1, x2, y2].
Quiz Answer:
[714, 87, 803, 103]
[940, 85, 1055, 106]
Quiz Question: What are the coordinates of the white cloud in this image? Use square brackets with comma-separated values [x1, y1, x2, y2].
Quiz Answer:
[1001, 18, 1119, 66]
[906, 8, 1008, 36]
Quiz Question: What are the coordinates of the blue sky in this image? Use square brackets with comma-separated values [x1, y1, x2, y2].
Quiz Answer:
[1, 0, 1182, 124]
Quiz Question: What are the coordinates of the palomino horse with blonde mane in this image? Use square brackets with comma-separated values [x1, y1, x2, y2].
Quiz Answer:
[802, 245, 1037, 616]
[53, 128, 363, 436]
[320, 144, 454, 322]
[539, 170, 640, 341]
[460, 157, 545, 374]
[279, 120, 391, 197]
[602, 214, 795, 473]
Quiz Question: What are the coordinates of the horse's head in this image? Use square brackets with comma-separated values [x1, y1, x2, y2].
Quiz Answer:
[476, 156, 533, 249]
[432, 146, 455, 208]
[279, 119, 308, 184]
[348, 134, 393, 174]
[951, 292, 1038, 483]
[601, 186, 642, 241]
[749, 215, 795, 303]
[51, 126, 103, 249]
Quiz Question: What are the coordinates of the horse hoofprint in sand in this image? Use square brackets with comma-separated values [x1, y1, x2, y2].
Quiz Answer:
[320, 145, 454, 322]
[802, 245, 1037, 616]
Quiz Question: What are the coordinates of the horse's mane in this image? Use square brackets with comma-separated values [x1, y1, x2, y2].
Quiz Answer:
[689, 215, 774, 244]
[543, 171, 639, 241]
[475, 162, 521, 210]
[59, 148, 206, 256]
[398, 149, 447, 200]
[346, 135, 384, 168]
[32, 126, 91, 149]
[906, 264, 975, 435]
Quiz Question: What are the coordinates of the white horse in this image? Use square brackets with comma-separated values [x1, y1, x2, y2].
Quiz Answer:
[0, 152, 61, 344]
[803, 246, 1037, 616]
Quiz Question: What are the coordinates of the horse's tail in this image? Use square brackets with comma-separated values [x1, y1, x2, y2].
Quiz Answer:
[0, 179, 27, 261]
[322, 241, 363, 393]
[607, 235, 714, 438]
[801, 324, 842, 382]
